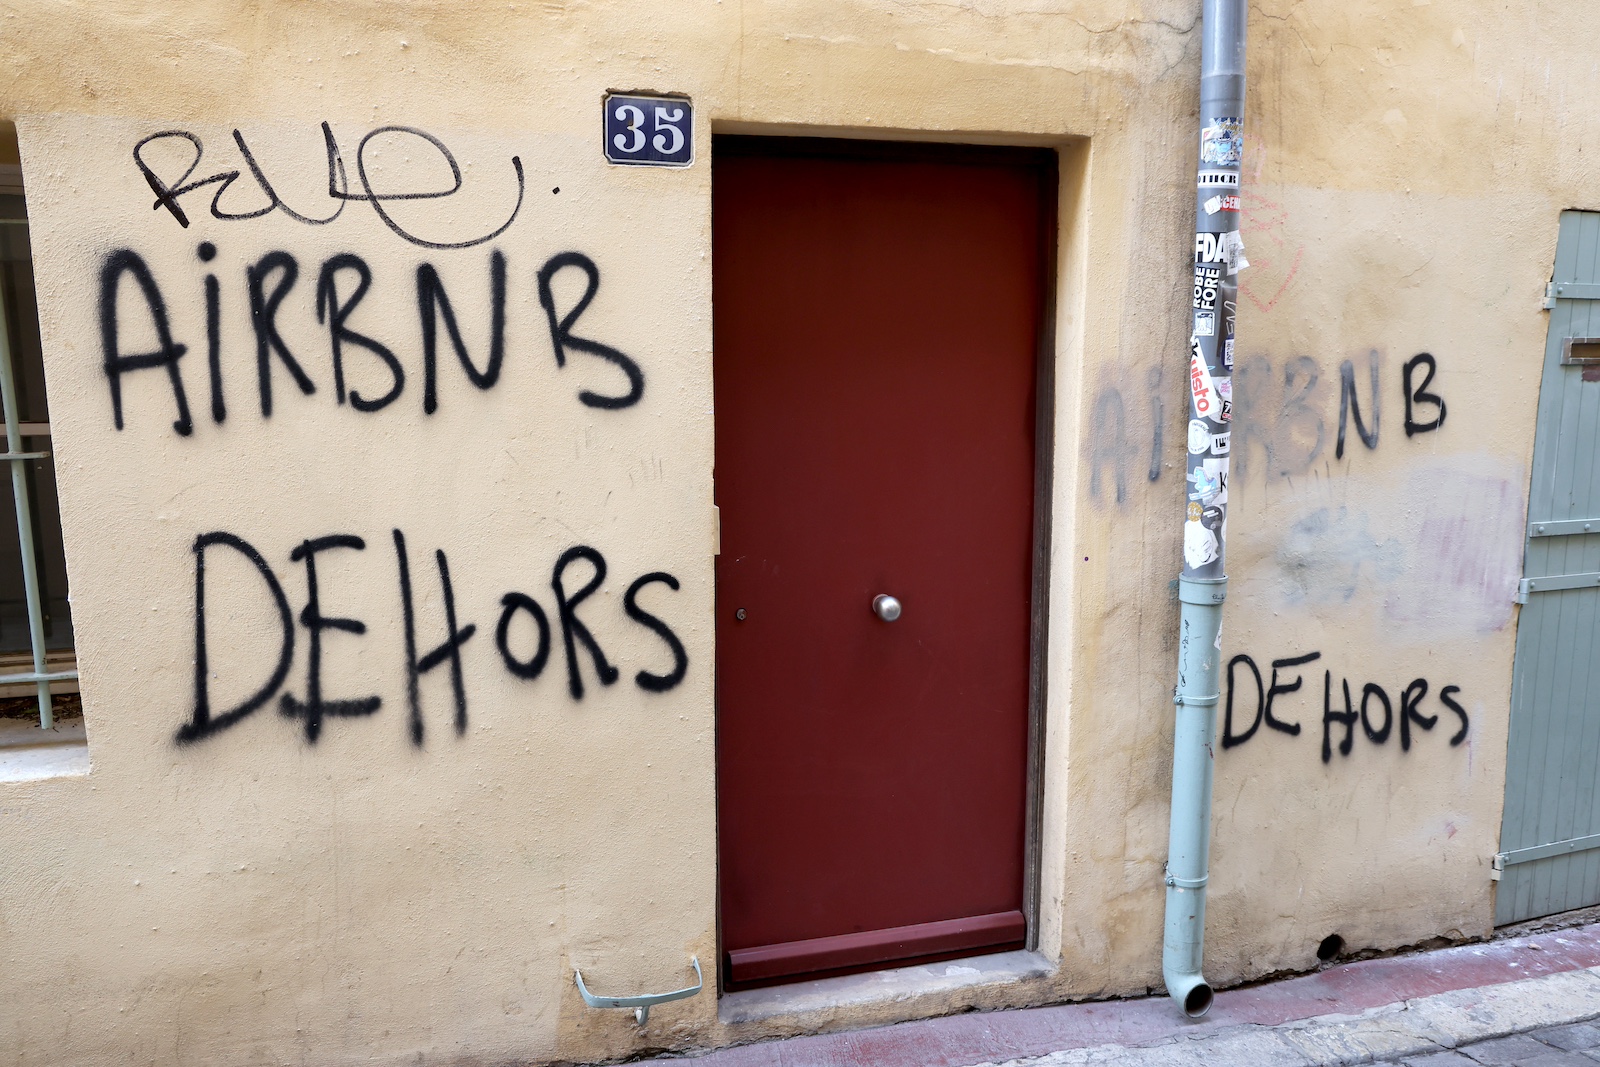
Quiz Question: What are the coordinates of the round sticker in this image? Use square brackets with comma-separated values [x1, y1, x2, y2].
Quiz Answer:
[1188, 502, 1202, 521]
[1187, 419, 1210, 454]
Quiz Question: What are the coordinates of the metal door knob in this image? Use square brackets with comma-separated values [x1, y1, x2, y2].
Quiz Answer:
[872, 594, 902, 622]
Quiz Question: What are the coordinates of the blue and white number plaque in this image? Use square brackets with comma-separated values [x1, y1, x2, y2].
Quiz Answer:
[603, 93, 693, 167]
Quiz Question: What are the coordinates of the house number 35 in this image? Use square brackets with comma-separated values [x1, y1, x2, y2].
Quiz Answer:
[603, 93, 694, 167]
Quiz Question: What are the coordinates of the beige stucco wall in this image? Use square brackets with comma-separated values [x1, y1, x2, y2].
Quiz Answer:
[0, 1, 1593, 1063]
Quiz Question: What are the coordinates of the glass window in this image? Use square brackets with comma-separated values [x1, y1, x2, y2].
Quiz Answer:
[0, 164, 79, 728]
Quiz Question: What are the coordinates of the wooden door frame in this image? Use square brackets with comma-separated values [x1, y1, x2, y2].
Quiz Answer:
[1022, 147, 1059, 955]
[708, 132, 1060, 986]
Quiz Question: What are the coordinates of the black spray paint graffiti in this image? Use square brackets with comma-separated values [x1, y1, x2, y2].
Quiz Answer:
[394, 529, 475, 746]
[1086, 351, 1449, 503]
[134, 124, 525, 250]
[1402, 353, 1447, 436]
[1221, 650, 1468, 762]
[277, 534, 384, 743]
[176, 529, 688, 748]
[1335, 351, 1378, 459]
[100, 245, 644, 434]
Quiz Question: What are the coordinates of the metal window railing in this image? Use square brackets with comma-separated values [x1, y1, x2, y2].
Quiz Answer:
[0, 215, 77, 729]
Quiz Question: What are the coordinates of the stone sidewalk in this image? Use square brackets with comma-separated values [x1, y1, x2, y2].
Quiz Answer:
[1400, 1021, 1600, 1067]
[643, 919, 1600, 1067]
[975, 963, 1600, 1066]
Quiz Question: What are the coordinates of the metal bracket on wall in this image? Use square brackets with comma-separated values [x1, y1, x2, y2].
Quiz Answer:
[1164, 863, 1208, 890]
[1493, 833, 1600, 880]
[574, 956, 702, 1025]
[1545, 281, 1600, 309]
[1529, 518, 1600, 537]
[1515, 572, 1600, 604]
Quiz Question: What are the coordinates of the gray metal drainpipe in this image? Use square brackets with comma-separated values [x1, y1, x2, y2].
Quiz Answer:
[1163, 0, 1247, 1020]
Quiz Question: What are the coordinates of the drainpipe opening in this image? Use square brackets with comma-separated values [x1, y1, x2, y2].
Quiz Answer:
[1182, 982, 1214, 1018]
[1316, 934, 1344, 963]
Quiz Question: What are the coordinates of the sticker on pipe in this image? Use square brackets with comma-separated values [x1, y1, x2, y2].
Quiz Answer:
[1197, 170, 1239, 188]
[1189, 466, 1222, 502]
[1203, 194, 1240, 216]
[1188, 457, 1229, 504]
[1193, 262, 1222, 310]
[1184, 514, 1220, 569]
[1196, 232, 1247, 270]
[1201, 118, 1244, 167]
[1189, 341, 1229, 423]
[1220, 230, 1249, 274]
[1188, 420, 1231, 457]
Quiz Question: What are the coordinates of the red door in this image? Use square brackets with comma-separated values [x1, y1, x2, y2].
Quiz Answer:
[713, 138, 1053, 989]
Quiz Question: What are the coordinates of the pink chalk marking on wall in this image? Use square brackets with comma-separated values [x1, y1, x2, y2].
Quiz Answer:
[1238, 191, 1304, 313]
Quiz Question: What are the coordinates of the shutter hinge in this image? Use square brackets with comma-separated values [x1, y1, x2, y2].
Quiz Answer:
[1491, 853, 1505, 880]
[1514, 571, 1600, 602]
[1544, 281, 1558, 310]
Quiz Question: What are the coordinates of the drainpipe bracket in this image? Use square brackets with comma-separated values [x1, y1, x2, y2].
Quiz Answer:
[1165, 871, 1209, 889]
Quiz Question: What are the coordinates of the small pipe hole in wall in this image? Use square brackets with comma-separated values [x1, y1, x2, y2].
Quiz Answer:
[1316, 934, 1344, 963]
